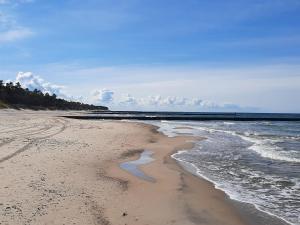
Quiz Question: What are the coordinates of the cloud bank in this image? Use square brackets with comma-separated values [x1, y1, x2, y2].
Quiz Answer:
[92, 89, 255, 112]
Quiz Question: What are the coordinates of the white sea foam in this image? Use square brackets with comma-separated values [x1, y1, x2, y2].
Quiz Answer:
[152, 120, 300, 225]
[140, 120, 300, 224]
[155, 120, 300, 163]
[171, 150, 296, 225]
[249, 145, 300, 163]
[223, 122, 235, 125]
[238, 135, 300, 163]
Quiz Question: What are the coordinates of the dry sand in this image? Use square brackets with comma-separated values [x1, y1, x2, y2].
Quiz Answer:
[0, 110, 251, 225]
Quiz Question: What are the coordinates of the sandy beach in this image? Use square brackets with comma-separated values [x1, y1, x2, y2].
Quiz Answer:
[0, 110, 264, 225]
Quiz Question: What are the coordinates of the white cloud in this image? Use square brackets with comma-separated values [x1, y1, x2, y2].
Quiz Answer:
[15, 72, 67, 98]
[163, 96, 188, 106]
[119, 93, 137, 106]
[190, 98, 203, 106]
[192, 99, 218, 108]
[136, 95, 247, 111]
[139, 95, 162, 106]
[91, 90, 254, 112]
[92, 89, 114, 104]
[137, 95, 188, 107]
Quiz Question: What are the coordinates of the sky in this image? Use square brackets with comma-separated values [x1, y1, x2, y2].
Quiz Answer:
[1, 0, 300, 112]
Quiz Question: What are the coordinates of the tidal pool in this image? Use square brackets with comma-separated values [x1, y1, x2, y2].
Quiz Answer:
[120, 150, 155, 182]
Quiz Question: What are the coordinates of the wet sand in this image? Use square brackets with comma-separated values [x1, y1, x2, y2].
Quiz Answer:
[107, 125, 251, 225]
[0, 110, 278, 225]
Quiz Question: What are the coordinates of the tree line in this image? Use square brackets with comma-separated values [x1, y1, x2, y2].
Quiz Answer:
[0, 80, 108, 110]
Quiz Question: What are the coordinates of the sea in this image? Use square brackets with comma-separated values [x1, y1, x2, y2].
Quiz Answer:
[143, 120, 300, 225]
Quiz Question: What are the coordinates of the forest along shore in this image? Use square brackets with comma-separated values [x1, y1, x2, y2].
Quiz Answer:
[1, 110, 255, 225]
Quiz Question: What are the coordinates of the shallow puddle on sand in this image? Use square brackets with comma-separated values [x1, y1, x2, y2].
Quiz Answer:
[120, 150, 155, 182]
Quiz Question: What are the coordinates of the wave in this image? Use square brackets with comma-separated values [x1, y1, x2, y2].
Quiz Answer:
[171, 151, 295, 225]
[193, 125, 238, 136]
[157, 121, 300, 163]
[144, 120, 299, 225]
[192, 123, 300, 163]
[249, 145, 300, 163]
[238, 135, 300, 163]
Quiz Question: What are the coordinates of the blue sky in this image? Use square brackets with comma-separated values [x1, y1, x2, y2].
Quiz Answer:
[1, 0, 300, 112]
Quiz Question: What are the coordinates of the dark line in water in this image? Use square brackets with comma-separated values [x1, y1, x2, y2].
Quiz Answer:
[90, 111, 300, 117]
[63, 113, 300, 121]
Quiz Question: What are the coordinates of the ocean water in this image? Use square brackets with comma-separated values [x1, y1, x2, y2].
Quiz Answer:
[145, 120, 300, 225]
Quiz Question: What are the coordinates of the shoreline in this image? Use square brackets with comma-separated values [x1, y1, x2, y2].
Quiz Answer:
[107, 122, 253, 225]
[159, 122, 291, 225]
[109, 121, 290, 225]
[171, 151, 291, 225]
[142, 120, 294, 225]
[0, 110, 292, 225]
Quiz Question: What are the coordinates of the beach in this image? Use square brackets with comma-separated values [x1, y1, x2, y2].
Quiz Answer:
[0, 110, 284, 225]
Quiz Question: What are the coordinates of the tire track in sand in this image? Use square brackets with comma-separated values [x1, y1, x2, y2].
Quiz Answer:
[0, 118, 68, 164]
[0, 121, 59, 149]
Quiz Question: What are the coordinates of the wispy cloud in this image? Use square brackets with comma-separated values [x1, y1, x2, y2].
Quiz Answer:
[0, 27, 32, 43]
[0, 1, 34, 44]
[0, 0, 33, 5]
